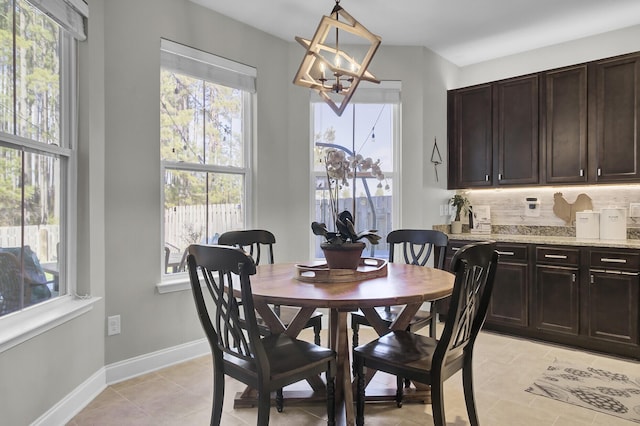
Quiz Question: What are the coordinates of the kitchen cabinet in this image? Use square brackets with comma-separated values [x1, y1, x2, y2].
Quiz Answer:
[494, 75, 539, 185]
[447, 84, 493, 188]
[541, 65, 588, 184]
[446, 238, 640, 359]
[587, 249, 640, 346]
[589, 53, 640, 183]
[485, 243, 529, 328]
[533, 246, 580, 336]
[448, 50, 640, 188]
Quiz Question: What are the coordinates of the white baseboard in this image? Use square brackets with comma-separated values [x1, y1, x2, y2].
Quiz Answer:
[31, 368, 106, 426]
[31, 338, 210, 426]
[105, 338, 209, 385]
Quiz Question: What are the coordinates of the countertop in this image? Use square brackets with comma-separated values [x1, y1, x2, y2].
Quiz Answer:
[445, 232, 640, 249]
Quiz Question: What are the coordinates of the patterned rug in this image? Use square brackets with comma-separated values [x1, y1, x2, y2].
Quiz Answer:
[526, 360, 640, 423]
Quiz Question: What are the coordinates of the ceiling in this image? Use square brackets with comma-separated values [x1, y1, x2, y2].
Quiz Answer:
[189, 0, 640, 66]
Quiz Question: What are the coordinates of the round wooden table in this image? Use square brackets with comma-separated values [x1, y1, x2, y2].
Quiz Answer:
[242, 262, 455, 426]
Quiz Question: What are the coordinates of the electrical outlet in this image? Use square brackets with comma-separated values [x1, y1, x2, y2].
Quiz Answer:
[107, 315, 121, 336]
[630, 203, 640, 218]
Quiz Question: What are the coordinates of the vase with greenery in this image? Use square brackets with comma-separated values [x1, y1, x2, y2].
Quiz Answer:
[449, 194, 469, 234]
[311, 148, 383, 269]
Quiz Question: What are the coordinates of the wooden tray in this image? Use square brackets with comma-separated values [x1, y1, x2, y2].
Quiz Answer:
[294, 258, 388, 283]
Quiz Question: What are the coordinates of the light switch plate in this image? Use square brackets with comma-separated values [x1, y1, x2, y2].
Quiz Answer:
[630, 203, 640, 218]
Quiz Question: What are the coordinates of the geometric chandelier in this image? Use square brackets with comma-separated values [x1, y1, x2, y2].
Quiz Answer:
[292, 0, 381, 116]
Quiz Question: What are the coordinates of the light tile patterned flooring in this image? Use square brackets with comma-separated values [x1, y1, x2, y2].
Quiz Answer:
[68, 327, 639, 425]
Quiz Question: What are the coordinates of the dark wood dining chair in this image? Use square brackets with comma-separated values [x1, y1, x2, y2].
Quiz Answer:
[218, 230, 323, 345]
[187, 244, 336, 425]
[351, 229, 449, 347]
[353, 241, 498, 425]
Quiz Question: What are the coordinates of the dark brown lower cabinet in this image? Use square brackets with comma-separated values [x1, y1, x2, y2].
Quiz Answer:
[486, 244, 529, 328]
[534, 265, 580, 336]
[447, 239, 640, 360]
[588, 270, 640, 346]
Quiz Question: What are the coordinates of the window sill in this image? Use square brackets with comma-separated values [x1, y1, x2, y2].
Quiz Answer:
[156, 274, 191, 294]
[0, 295, 101, 353]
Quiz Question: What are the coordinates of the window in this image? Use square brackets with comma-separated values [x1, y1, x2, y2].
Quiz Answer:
[312, 82, 400, 259]
[160, 40, 254, 276]
[0, 0, 85, 318]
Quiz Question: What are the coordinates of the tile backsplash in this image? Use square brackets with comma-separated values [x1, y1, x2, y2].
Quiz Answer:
[454, 184, 640, 239]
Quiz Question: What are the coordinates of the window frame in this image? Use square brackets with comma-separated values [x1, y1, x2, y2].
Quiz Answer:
[158, 40, 255, 287]
[309, 81, 401, 260]
[0, 0, 85, 350]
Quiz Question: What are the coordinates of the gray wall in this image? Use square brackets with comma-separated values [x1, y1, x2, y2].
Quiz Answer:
[2, 0, 640, 424]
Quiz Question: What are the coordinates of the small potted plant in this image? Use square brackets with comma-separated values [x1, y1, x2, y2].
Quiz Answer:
[311, 148, 383, 269]
[449, 194, 469, 234]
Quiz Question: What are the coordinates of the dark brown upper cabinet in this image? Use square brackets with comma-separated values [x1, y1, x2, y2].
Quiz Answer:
[541, 65, 588, 184]
[447, 84, 493, 188]
[494, 75, 539, 186]
[589, 53, 640, 183]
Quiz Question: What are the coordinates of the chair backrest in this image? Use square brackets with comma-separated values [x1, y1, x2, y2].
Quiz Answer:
[218, 230, 276, 265]
[186, 244, 270, 375]
[387, 229, 449, 269]
[0, 252, 23, 315]
[433, 241, 498, 367]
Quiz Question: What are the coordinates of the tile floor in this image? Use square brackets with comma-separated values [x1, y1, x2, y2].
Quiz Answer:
[68, 327, 639, 425]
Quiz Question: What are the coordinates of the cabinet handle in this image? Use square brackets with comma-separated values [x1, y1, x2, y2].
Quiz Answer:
[451, 247, 460, 252]
[579, 169, 584, 177]
[496, 251, 515, 256]
[572, 273, 576, 282]
[591, 268, 639, 276]
[544, 254, 567, 259]
[590, 274, 594, 284]
[498, 173, 503, 180]
[485, 174, 489, 181]
[597, 168, 602, 176]
[600, 258, 626, 264]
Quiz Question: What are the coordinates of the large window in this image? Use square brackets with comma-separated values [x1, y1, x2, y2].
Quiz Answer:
[0, 0, 84, 317]
[312, 83, 400, 259]
[160, 40, 254, 275]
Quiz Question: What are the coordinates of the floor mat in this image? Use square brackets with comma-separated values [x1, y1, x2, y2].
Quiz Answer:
[526, 360, 640, 423]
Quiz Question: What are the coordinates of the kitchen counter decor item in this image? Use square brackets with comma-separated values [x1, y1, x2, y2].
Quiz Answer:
[450, 194, 469, 234]
[552, 192, 593, 225]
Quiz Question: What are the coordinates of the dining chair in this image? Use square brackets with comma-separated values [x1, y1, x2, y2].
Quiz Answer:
[187, 244, 336, 425]
[351, 229, 449, 348]
[353, 241, 498, 425]
[218, 230, 323, 345]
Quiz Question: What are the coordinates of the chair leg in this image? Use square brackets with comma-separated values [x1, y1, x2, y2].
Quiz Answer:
[326, 365, 336, 426]
[463, 354, 479, 426]
[314, 321, 322, 346]
[276, 388, 284, 412]
[395, 375, 404, 408]
[211, 368, 225, 426]
[256, 390, 271, 426]
[429, 305, 438, 338]
[431, 375, 446, 426]
[355, 357, 365, 426]
[352, 322, 360, 348]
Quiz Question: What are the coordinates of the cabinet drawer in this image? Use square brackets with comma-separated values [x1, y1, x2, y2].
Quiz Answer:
[590, 249, 640, 271]
[536, 246, 580, 266]
[495, 243, 528, 262]
[447, 240, 479, 257]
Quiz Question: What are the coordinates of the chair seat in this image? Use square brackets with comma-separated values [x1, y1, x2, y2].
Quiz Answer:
[351, 306, 433, 330]
[225, 334, 335, 389]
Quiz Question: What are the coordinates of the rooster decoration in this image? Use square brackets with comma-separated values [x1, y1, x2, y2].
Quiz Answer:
[552, 192, 593, 225]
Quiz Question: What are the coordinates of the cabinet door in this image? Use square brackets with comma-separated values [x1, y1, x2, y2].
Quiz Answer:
[494, 75, 539, 185]
[486, 261, 528, 327]
[588, 271, 639, 345]
[448, 85, 493, 188]
[590, 54, 640, 182]
[535, 265, 579, 336]
[542, 65, 588, 184]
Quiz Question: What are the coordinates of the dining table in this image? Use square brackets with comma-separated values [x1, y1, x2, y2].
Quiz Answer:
[234, 260, 455, 426]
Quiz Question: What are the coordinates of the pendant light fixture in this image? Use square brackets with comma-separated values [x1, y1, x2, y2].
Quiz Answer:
[292, 0, 381, 116]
